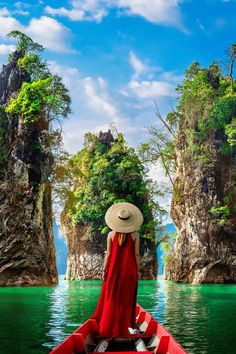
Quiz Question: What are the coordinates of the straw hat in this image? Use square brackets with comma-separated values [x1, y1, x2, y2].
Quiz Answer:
[105, 202, 143, 233]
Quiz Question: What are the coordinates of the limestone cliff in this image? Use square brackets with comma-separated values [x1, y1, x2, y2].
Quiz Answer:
[62, 219, 106, 280]
[0, 51, 57, 286]
[165, 64, 236, 284]
[62, 130, 157, 280]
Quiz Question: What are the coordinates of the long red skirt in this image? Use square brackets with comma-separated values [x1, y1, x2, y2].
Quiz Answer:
[90, 232, 138, 337]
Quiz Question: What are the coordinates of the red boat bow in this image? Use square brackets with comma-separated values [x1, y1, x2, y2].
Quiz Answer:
[49, 304, 188, 354]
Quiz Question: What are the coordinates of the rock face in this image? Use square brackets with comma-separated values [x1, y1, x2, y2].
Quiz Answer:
[165, 130, 236, 284]
[63, 219, 106, 280]
[0, 53, 57, 285]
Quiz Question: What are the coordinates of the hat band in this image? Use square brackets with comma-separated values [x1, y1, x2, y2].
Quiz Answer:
[118, 216, 130, 221]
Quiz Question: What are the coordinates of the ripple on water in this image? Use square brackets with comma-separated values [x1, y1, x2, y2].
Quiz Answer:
[0, 276, 236, 354]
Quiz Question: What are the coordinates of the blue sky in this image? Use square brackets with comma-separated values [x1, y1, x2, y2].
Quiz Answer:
[0, 0, 236, 218]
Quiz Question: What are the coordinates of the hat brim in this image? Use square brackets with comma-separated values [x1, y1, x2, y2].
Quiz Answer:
[105, 202, 143, 233]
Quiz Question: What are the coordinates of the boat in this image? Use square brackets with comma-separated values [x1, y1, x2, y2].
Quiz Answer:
[49, 304, 188, 354]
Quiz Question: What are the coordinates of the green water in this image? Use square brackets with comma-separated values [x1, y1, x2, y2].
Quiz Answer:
[0, 276, 236, 354]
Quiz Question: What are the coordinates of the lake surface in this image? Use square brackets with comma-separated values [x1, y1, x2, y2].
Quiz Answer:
[0, 276, 236, 354]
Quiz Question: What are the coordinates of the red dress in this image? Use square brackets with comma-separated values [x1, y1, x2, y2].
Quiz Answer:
[90, 232, 138, 337]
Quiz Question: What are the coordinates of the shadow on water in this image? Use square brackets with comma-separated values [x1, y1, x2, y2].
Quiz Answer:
[0, 276, 236, 354]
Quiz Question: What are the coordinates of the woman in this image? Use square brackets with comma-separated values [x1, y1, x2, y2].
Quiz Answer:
[90, 202, 143, 337]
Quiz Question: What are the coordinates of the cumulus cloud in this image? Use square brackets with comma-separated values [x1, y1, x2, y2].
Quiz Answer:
[45, 0, 107, 23]
[14, 2, 31, 9]
[0, 16, 22, 38]
[129, 51, 149, 79]
[26, 16, 72, 53]
[0, 15, 72, 53]
[129, 80, 176, 98]
[48, 61, 147, 153]
[0, 7, 10, 16]
[83, 76, 118, 118]
[158, 71, 184, 84]
[0, 4, 30, 17]
[115, 0, 185, 29]
[48, 61, 118, 120]
[45, 0, 186, 30]
[0, 44, 15, 55]
[129, 51, 161, 80]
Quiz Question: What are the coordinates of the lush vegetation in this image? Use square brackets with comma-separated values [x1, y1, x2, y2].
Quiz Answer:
[6, 76, 70, 124]
[57, 130, 168, 243]
[5, 30, 71, 126]
[139, 47, 236, 228]
[0, 31, 71, 180]
[177, 62, 236, 162]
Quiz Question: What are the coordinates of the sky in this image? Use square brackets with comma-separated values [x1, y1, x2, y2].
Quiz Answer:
[0, 0, 236, 221]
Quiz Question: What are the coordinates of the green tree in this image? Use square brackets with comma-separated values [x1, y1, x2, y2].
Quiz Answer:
[140, 50, 236, 226]
[7, 30, 43, 62]
[0, 31, 71, 182]
[6, 76, 71, 124]
[4, 30, 71, 138]
[59, 130, 167, 243]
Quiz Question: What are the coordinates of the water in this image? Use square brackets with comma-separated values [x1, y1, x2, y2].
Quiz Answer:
[0, 276, 236, 354]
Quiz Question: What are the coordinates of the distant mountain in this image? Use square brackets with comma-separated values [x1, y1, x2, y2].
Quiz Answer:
[157, 223, 176, 275]
[53, 221, 68, 275]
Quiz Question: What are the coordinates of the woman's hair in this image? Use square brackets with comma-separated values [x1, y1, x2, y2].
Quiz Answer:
[117, 232, 128, 246]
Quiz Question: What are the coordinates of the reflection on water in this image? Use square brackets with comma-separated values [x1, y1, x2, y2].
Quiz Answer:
[0, 276, 236, 354]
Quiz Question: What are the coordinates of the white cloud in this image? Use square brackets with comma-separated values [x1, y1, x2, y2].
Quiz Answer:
[129, 51, 148, 79]
[0, 7, 10, 16]
[45, 6, 85, 21]
[129, 51, 161, 80]
[45, 0, 186, 30]
[14, 10, 30, 16]
[0, 43, 15, 55]
[158, 71, 184, 84]
[0, 16, 22, 38]
[45, 0, 107, 23]
[14, 2, 31, 9]
[83, 76, 118, 118]
[128, 52, 183, 99]
[115, 0, 185, 30]
[26, 16, 72, 53]
[48, 61, 146, 153]
[129, 80, 176, 98]
[0, 5, 29, 17]
[0, 15, 72, 53]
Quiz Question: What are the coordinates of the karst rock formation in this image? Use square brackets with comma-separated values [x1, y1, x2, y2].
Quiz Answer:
[0, 51, 57, 286]
[165, 74, 236, 284]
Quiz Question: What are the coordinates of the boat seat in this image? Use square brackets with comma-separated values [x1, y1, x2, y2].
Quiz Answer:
[135, 338, 148, 352]
[94, 339, 110, 352]
[146, 335, 160, 350]
[137, 321, 148, 333]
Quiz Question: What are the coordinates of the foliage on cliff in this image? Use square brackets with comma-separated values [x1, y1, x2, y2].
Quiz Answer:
[4, 31, 71, 125]
[58, 130, 167, 243]
[140, 47, 236, 227]
[0, 30, 71, 180]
